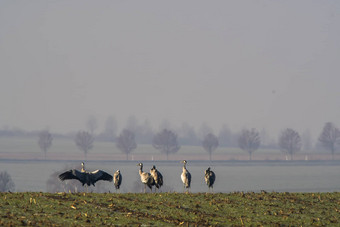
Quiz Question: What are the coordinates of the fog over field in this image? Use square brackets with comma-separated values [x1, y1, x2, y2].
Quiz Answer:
[0, 0, 339, 139]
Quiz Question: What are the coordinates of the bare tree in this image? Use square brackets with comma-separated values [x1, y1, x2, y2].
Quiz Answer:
[238, 128, 261, 160]
[86, 115, 98, 134]
[318, 122, 340, 160]
[153, 129, 180, 160]
[202, 133, 219, 161]
[279, 128, 301, 160]
[38, 130, 53, 159]
[0, 171, 15, 192]
[116, 129, 137, 160]
[75, 131, 94, 159]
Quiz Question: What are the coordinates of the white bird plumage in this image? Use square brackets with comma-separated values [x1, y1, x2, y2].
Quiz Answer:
[181, 160, 191, 192]
[137, 163, 154, 193]
[113, 169, 122, 192]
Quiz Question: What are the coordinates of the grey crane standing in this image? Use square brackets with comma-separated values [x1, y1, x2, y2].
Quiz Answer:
[58, 162, 113, 192]
[113, 169, 122, 192]
[150, 165, 163, 192]
[137, 163, 154, 193]
[181, 160, 191, 192]
[204, 167, 216, 193]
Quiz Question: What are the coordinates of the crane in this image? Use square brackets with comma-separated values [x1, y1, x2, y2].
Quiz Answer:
[150, 165, 163, 192]
[113, 169, 122, 192]
[204, 167, 215, 192]
[137, 163, 154, 193]
[181, 160, 191, 192]
[58, 162, 113, 192]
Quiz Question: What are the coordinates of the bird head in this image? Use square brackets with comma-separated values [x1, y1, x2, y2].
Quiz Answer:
[116, 169, 120, 173]
[151, 165, 156, 170]
[181, 160, 187, 164]
[205, 167, 211, 174]
[137, 163, 143, 167]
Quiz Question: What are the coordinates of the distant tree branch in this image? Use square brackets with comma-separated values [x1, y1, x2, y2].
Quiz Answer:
[0, 171, 15, 192]
[116, 129, 137, 160]
[202, 133, 219, 161]
[318, 122, 340, 159]
[75, 131, 94, 159]
[238, 128, 260, 160]
[153, 129, 180, 160]
[279, 128, 301, 160]
[38, 130, 53, 159]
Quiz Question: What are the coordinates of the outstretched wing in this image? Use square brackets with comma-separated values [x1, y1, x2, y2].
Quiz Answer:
[90, 170, 113, 183]
[59, 169, 85, 183]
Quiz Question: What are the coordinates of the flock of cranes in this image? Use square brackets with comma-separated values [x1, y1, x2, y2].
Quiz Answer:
[58, 161, 215, 193]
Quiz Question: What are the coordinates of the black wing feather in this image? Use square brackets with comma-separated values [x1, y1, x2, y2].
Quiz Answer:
[157, 171, 163, 187]
[186, 172, 191, 188]
[205, 170, 215, 187]
[90, 170, 113, 183]
[59, 169, 84, 182]
[210, 171, 215, 186]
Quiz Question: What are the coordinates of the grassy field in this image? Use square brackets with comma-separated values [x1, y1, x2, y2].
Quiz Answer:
[1, 192, 339, 226]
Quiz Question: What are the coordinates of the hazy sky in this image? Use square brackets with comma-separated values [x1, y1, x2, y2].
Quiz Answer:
[0, 0, 339, 138]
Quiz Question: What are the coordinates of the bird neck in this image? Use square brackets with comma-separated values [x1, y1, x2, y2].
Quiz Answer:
[139, 165, 143, 175]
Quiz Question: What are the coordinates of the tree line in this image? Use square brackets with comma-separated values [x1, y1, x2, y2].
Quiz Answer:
[34, 122, 340, 161]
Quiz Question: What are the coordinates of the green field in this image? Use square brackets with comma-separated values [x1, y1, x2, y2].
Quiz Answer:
[1, 192, 339, 226]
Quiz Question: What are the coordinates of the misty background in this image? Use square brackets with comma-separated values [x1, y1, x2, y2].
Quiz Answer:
[1, 0, 339, 142]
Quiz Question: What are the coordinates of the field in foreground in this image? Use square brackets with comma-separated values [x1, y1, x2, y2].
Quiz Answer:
[1, 192, 339, 226]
